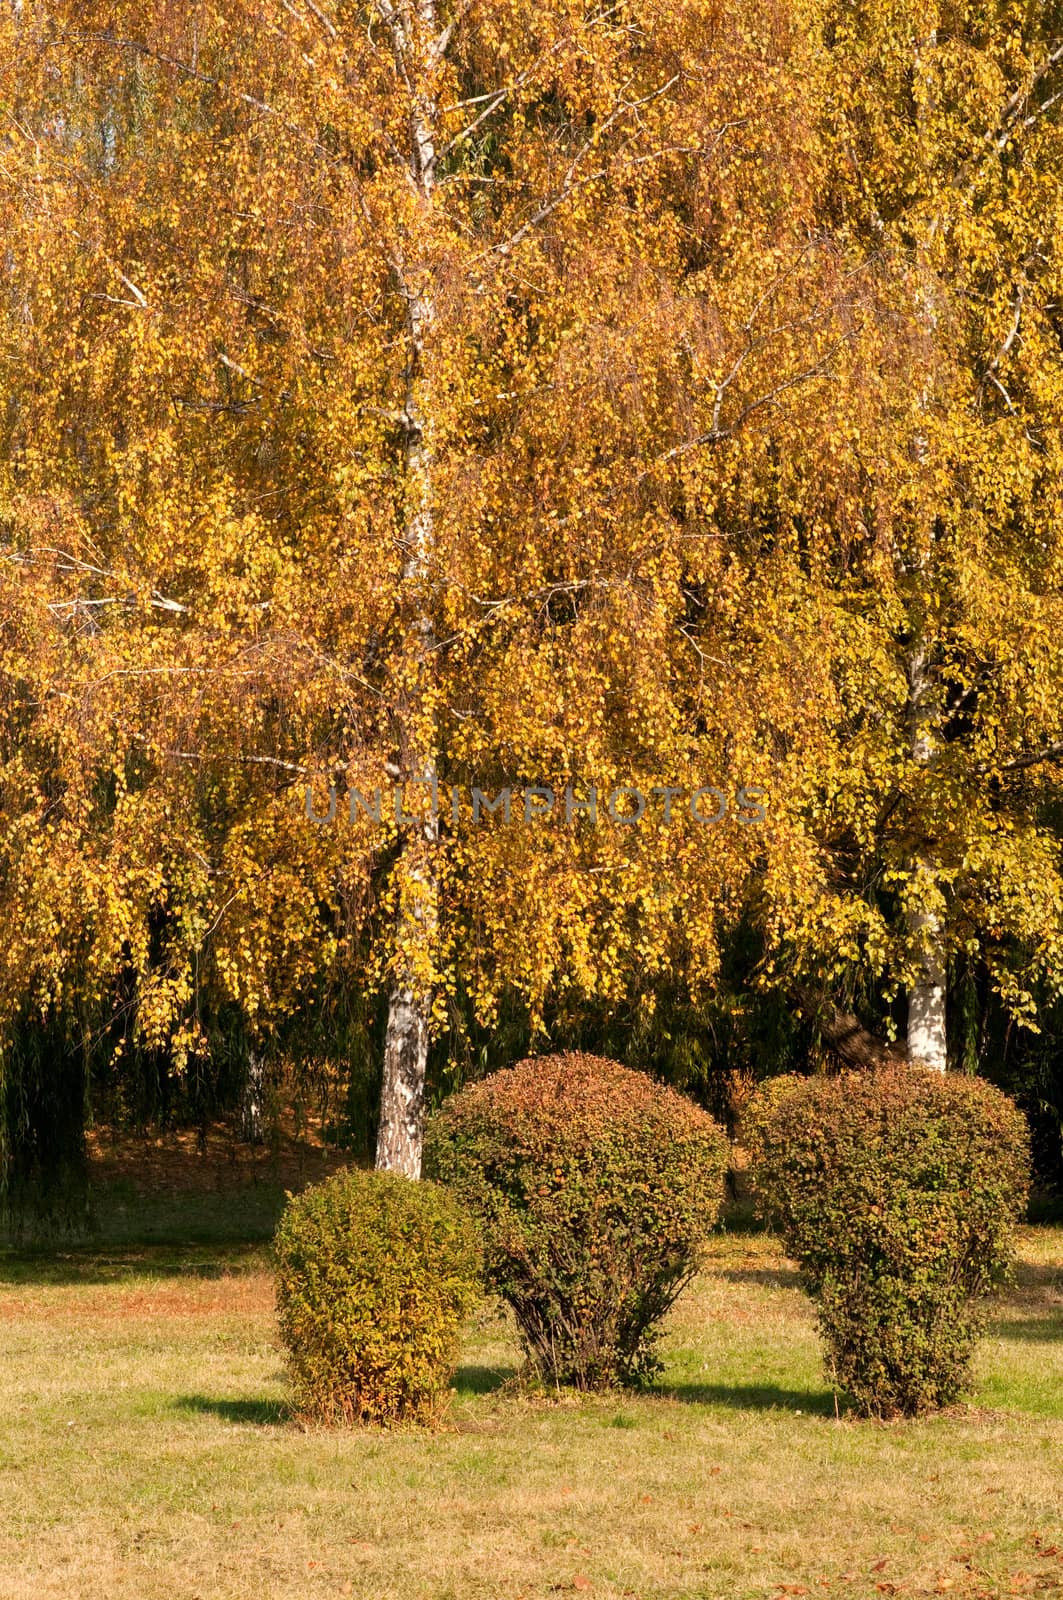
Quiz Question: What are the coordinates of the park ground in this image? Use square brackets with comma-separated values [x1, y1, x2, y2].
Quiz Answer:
[0, 1134, 1060, 1600]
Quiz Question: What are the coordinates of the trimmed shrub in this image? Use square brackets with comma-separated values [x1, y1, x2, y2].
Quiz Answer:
[424, 1052, 729, 1390]
[744, 1067, 1031, 1418]
[274, 1166, 481, 1426]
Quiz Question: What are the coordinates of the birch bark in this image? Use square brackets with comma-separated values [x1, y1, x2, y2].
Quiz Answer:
[903, 27, 948, 1073]
[905, 643, 947, 1071]
[374, 0, 443, 1175]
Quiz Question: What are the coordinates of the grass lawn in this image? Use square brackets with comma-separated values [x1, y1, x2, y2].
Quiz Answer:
[0, 1211, 1060, 1600]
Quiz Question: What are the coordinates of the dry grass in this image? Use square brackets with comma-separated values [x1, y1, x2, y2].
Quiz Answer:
[0, 1223, 1060, 1600]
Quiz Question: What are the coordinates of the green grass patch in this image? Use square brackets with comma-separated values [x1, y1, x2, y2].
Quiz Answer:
[0, 1210, 1060, 1599]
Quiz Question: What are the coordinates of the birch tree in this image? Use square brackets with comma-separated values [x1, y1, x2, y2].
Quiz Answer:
[1, 0, 864, 1175]
[763, 0, 1063, 1070]
[9, 0, 1060, 1195]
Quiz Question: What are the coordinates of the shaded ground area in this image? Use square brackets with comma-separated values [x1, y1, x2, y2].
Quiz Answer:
[81, 1122, 352, 1245]
[0, 1197, 1061, 1600]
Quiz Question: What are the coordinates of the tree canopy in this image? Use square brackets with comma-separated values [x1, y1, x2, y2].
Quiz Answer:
[1, 0, 1062, 1200]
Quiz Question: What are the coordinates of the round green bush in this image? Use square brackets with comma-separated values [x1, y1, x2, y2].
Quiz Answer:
[744, 1067, 1031, 1418]
[424, 1052, 730, 1390]
[273, 1166, 481, 1427]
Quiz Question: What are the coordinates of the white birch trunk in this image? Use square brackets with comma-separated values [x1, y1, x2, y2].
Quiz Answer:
[241, 1048, 265, 1145]
[906, 916, 947, 1071]
[374, 0, 442, 1177]
[902, 32, 947, 1074]
[905, 643, 948, 1072]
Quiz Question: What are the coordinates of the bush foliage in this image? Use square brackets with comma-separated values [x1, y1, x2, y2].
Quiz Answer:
[425, 1052, 729, 1390]
[745, 1067, 1031, 1417]
[274, 1166, 481, 1427]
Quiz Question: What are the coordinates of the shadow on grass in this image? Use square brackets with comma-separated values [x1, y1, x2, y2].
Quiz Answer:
[0, 1244, 264, 1288]
[173, 1394, 289, 1426]
[717, 1265, 803, 1290]
[656, 1380, 837, 1415]
[1012, 1262, 1063, 1291]
[715, 1198, 768, 1234]
[990, 1316, 1063, 1344]
[1027, 1192, 1063, 1225]
[2, 1182, 296, 1258]
[453, 1364, 516, 1396]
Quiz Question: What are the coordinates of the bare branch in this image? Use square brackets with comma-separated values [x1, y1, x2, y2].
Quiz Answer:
[4, 547, 193, 614]
[117, 271, 148, 307]
[164, 749, 313, 775]
[978, 741, 1063, 776]
[986, 371, 1017, 414]
[650, 328, 858, 479]
[991, 40, 1063, 150]
[302, 0, 339, 40]
[988, 289, 1023, 373]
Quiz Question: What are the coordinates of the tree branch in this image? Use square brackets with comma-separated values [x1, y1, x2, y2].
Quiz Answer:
[489, 73, 682, 257]
[435, 4, 623, 172]
[991, 40, 1063, 151]
[796, 987, 909, 1070]
[978, 741, 1063, 775]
